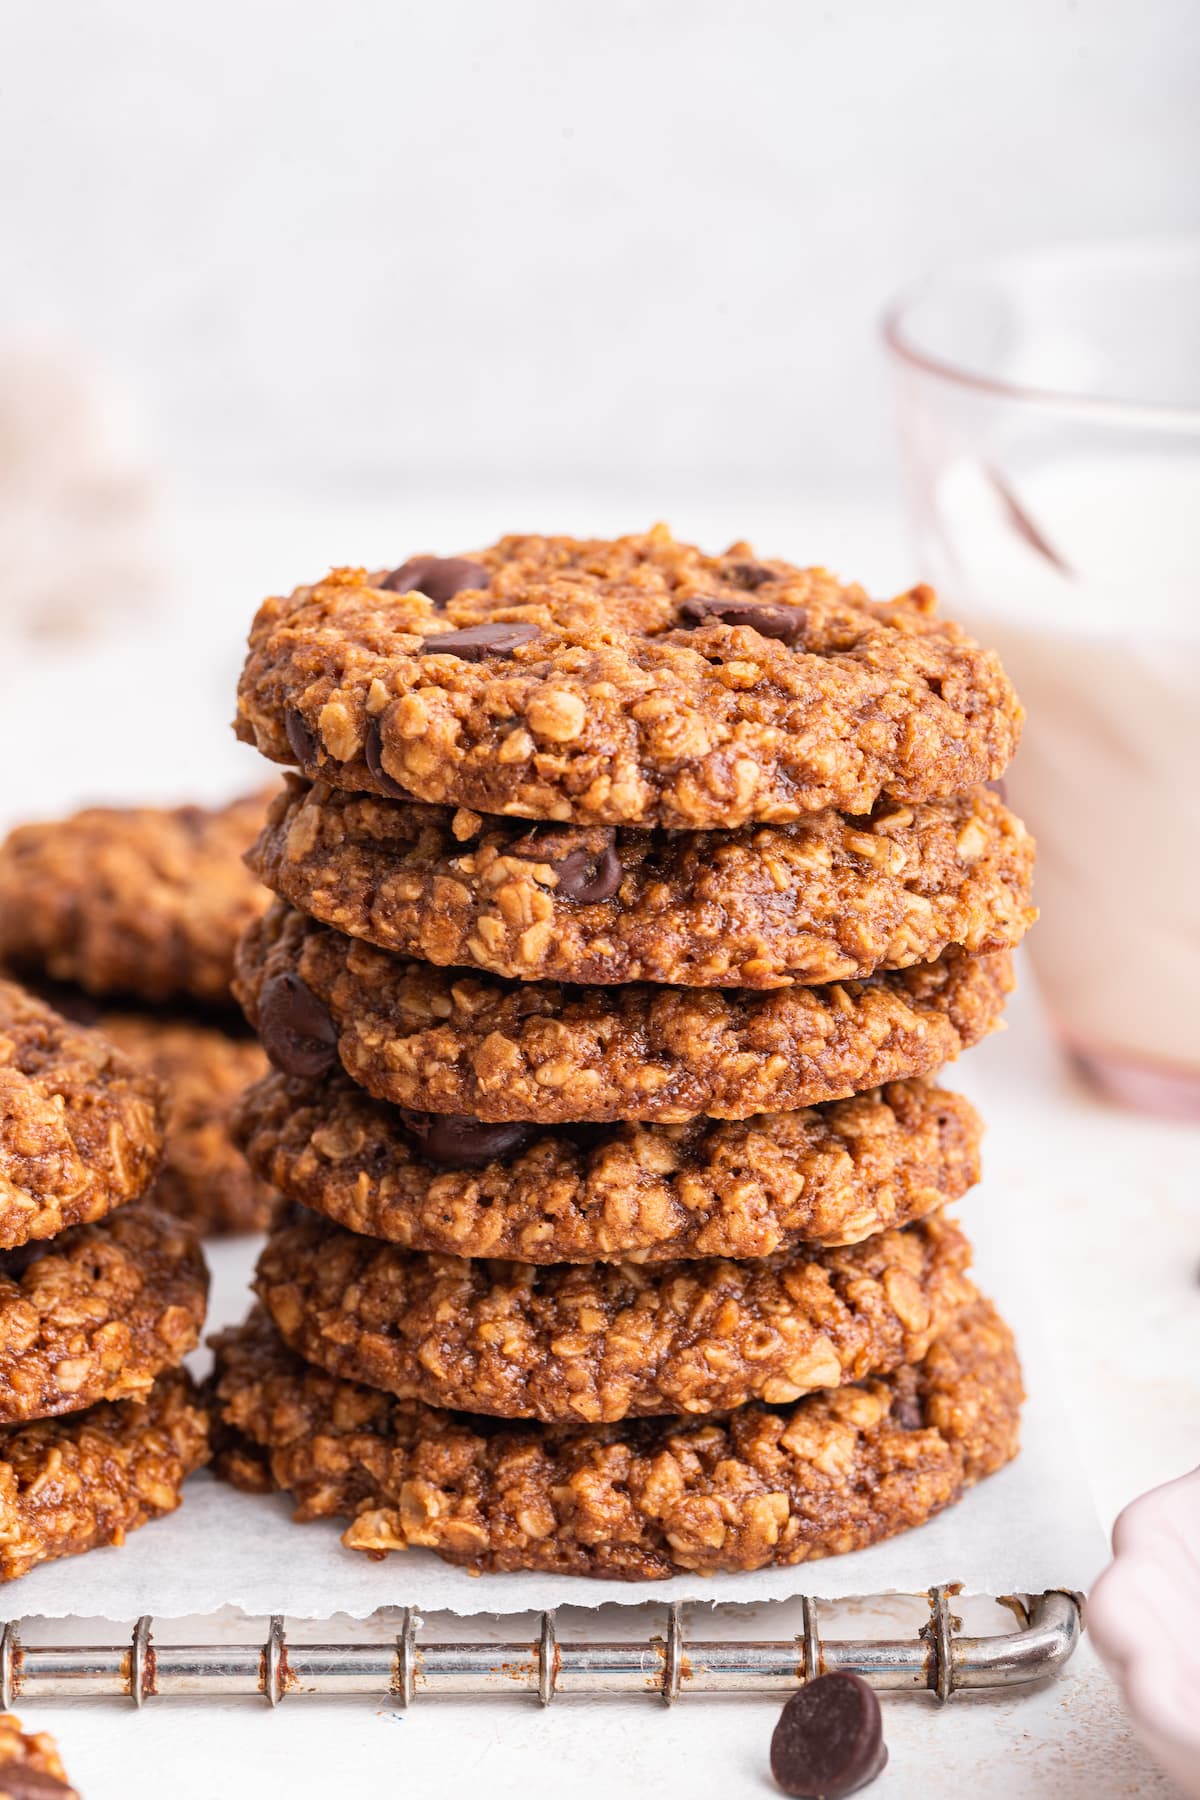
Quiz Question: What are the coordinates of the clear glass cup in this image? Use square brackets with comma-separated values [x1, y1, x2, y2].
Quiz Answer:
[883, 242, 1200, 1120]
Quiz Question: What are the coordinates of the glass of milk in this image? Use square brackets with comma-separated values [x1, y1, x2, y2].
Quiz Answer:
[884, 242, 1200, 1119]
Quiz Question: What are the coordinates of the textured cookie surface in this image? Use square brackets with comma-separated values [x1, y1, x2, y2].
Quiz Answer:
[0, 1204, 207, 1423]
[0, 790, 272, 1006]
[256, 1209, 974, 1422]
[0, 1367, 209, 1583]
[235, 903, 1012, 1123]
[213, 1298, 1022, 1579]
[251, 777, 1035, 987]
[0, 979, 165, 1250]
[0, 1714, 78, 1798]
[235, 529, 1022, 829]
[236, 1071, 981, 1261]
[100, 1013, 273, 1236]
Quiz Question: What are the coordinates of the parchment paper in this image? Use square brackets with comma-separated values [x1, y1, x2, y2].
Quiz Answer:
[13, 1177, 1107, 1619]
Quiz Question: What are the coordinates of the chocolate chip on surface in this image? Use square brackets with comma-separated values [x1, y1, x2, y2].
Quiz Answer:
[364, 720, 408, 798]
[397, 1110, 533, 1169]
[420, 622, 541, 661]
[257, 973, 337, 1079]
[381, 556, 489, 602]
[285, 708, 318, 768]
[770, 1672, 888, 1798]
[678, 594, 808, 645]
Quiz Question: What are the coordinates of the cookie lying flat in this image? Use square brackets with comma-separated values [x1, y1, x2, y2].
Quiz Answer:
[0, 1714, 78, 1798]
[256, 1208, 974, 1423]
[0, 1205, 207, 1424]
[0, 979, 165, 1251]
[0, 1367, 209, 1583]
[235, 1071, 981, 1262]
[235, 903, 1012, 1124]
[235, 529, 1022, 830]
[213, 1298, 1021, 1579]
[251, 777, 1036, 988]
[0, 789, 272, 1007]
[100, 1014, 273, 1236]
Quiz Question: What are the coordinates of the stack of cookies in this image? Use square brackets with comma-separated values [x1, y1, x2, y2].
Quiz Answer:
[0, 792, 276, 1235]
[213, 529, 1034, 1580]
[0, 978, 209, 1581]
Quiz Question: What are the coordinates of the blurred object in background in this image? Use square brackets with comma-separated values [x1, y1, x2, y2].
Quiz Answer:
[886, 241, 1200, 1120]
[0, 339, 168, 644]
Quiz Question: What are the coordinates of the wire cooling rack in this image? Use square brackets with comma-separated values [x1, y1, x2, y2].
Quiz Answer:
[0, 1588, 1081, 1707]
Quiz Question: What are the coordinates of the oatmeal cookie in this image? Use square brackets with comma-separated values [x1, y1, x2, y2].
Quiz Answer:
[255, 1208, 974, 1422]
[0, 1205, 207, 1424]
[0, 1366, 209, 1583]
[235, 1071, 981, 1261]
[0, 979, 165, 1251]
[100, 1014, 273, 1236]
[0, 1715, 78, 1798]
[235, 529, 1022, 829]
[0, 789, 273, 1007]
[251, 777, 1035, 987]
[212, 1297, 1022, 1579]
[234, 903, 1012, 1124]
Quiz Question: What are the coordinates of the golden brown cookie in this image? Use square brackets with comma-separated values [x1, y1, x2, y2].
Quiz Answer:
[235, 902, 1013, 1124]
[235, 529, 1022, 829]
[0, 1367, 209, 1583]
[0, 979, 165, 1251]
[235, 1071, 981, 1261]
[212, 1298, 1022, 1579]
[0, 1205, 207, 1424]
[99, 1014, 273, 1236]
[0, 790, 273, 1007]
[255, 1208, 974, 1422]
[250, 776, 1035, 987]
[0, 1714, 78, 1798]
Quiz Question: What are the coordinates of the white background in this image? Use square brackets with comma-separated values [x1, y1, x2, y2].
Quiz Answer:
[1, 0, 1197, 495]
[0, 6, 1198, 1794]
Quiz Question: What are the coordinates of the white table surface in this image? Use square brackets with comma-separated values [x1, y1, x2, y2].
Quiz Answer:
[0, 485, 1195, 1798]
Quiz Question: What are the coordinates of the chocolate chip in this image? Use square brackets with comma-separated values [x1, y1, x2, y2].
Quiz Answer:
[285, 708, 318, 768]
[770, 1672, 888, 1798]
[364, 719, 408, 799]
[678, 595, 807, 646]
[420, 622, 541, 661]
[381, 555, 490, 603]
[508, 828, 622, 903]
[0, 1240, 52, 1282]
[397, 1110, 533, 1169]
[891, 1394, 925, 1431]
[726, 559, 778, 590]
[257, 973, 337, 1079]
[0, 1764, 75, 1799]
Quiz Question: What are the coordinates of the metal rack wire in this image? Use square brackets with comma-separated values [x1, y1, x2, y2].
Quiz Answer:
[0, 1588, 1081, 1707]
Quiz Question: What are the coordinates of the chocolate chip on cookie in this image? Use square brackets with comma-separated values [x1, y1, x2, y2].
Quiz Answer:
[395, 1110, 534, 1170]
[256, 971, 337, 1079]
[678, 593, 808, 644]
[364, 719, 409, 798]
[419, 621, 541, 660]
[381, 555, 489, 601]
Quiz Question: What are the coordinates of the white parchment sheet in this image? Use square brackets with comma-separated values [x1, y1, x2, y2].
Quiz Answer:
[14, 1170, 1106, 1620]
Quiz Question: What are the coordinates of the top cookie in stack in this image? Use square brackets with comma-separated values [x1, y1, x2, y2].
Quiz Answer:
[216, 528, 1034, 1581]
